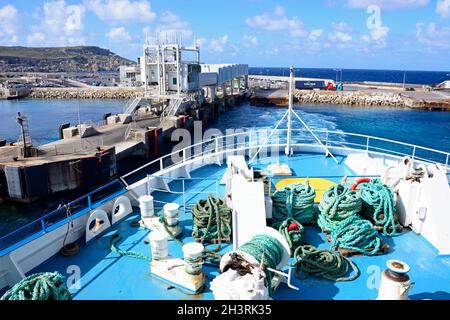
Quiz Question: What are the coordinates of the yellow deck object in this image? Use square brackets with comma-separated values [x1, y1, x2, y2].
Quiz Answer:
[275, 178, 336, 203]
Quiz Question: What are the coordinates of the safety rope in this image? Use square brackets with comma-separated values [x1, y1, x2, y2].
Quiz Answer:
[238, 234, 284, 297]
[330, 215, 382, 256]
[359, 179, 399, 236]
[1, 272, 72, 300]
[272, 183, 317, 227]
[292, 245, 360, 282]
[317, 184, 362, 232]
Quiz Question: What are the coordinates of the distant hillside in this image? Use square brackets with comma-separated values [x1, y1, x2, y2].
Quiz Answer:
[0, 46, 135, 73]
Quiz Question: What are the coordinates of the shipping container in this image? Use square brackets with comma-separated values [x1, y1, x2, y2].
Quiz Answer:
[295, 80, 326, 90]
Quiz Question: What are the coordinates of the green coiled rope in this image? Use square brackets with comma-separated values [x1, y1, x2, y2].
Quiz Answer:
[109, 233, 152, 262]
[1, 272, 72, 300]
[292, 245, 360, 282]
[272, 183, 317, 227]
[331, 215, 382, 256]
[278, 218, 305, 253]
[359, 179, 399, 236]
[318, 184, 362, 232]
[238, 234, 284, 297]
[192, 194, 232, 244]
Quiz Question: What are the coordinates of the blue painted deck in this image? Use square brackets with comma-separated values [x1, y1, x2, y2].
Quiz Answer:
[28, 153, 450, 300]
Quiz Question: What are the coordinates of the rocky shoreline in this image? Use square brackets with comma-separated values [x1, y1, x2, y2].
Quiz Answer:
[295, 90, 407, 107]
[29, 87, 144, 100]
[28, 87, 450, 111]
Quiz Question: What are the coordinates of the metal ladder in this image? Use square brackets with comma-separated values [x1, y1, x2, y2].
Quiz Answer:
[163, 97, 183, 117]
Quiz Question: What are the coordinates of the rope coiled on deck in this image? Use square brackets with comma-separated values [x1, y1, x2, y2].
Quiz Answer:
[272, 183, 317, 227]
[317, 184, 362, 232]
[238, 234, 284, 297]
[1, 272, 72, 300]
[330, 215, 382, 256]
[278, 218, 305, 253]
[192, 194, 232, 244]
[292, 245, 360, 282]
[359, 179, 399, 236]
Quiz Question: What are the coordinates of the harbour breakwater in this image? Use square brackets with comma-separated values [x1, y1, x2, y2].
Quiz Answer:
[30, 87, 144, 100]
[251, 88, 450, 111]
[28, 87, 450, 111]
[294, 90, 450, 111]
[295, 90, 407, 107]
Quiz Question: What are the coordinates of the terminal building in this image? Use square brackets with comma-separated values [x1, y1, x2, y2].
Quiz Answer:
[119, 35, 249, 102]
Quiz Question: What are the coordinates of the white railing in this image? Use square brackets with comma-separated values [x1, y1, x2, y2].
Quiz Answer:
[144, 175, 221, 215]
[120, 129, 450, 186]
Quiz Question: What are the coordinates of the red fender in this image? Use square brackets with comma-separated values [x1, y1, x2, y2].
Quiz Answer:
[350, 178, 371, 190]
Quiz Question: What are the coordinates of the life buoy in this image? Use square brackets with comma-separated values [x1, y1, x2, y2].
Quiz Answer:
[350, 178, 371, 190]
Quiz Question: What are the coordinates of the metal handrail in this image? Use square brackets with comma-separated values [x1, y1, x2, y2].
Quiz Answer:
[121, 129, 450, 185]
[0, 179, 127, 255]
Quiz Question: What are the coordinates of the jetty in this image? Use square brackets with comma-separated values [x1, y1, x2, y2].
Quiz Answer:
[248, 75, 450, 111]
[0, 37, 251, 203]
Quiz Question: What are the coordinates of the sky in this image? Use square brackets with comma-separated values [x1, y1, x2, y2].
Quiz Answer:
[0, 0, 450, 71]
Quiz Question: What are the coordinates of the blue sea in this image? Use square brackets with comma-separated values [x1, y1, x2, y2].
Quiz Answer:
[250, 67, 450, 85]
[1, 98, 450, 238]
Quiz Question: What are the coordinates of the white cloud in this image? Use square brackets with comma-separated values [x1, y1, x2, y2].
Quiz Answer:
[142, 11, 194, 45]
[157, 11, 193, 39]
[243, 35, 258, 46]
[328, 22, 353, 43]
[28, 0, 86, 46]
[27, 32, 45, 44]
[0, 5, 19, 45]
[106, 27, 132, 42]
[361, 24, 390, 48]
[416, 22, 450, 48]
[309, 29, 323, 41]
[347, 0, 429, 9]
[195, 37, 206, 47]
[85, 0, 156, 23]
[371, 25, 390, 44]
[436, 0, 450, 18]
[208, 34, 229, 53]
[246, 5, 307, 37]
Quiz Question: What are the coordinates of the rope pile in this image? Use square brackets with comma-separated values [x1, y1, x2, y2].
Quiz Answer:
[359, 179, 399, 236]
[192, 195, 232, 244]
[238, 234, 284, 297]
[1, 272, 72, 300]
[292, 245, 359, 282]
[330, 215, 382, 256]
[272, 183, 317, 227]
[278, 218, 305, 253]
[318, 184, 362, 232]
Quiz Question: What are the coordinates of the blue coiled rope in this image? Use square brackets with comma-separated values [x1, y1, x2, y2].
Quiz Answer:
[318, 184, 362, 232]
[330, 215, 382, 256]
[359, 179, 399, 236]
[1, 272, 72, 300]
[272, 183, 317, 227]
[238, 234, 284, 297]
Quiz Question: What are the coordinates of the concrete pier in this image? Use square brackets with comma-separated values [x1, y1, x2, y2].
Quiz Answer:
[0, 88, 250, 202]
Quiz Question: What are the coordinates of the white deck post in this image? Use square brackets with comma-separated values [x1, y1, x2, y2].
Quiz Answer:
[285, 66, 294, 156]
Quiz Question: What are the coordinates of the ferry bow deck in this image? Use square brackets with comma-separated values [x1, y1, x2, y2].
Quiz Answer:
[24, 153, 450, 300]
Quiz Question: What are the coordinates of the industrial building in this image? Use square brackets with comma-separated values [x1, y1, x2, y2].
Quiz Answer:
[119, 35, 249, 104]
